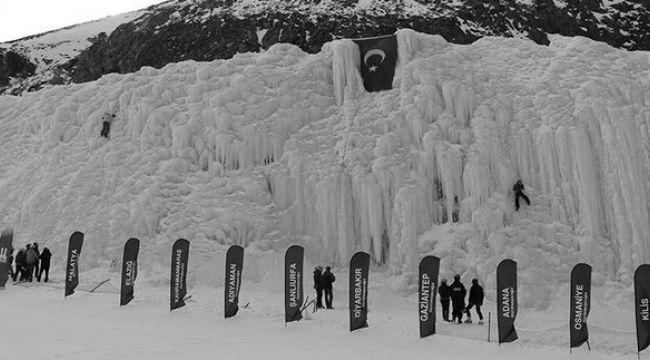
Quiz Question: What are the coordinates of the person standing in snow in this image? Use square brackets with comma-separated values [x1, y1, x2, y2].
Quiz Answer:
[100, 113, 115, 138]
[8, 248, 14, 280]
[438, 278, 452, 322]
[450, 274, 467, 324]
[513, 179, 530, 211]
[38, 247, 52, 283]
[313, 266, 324, 309]
[14, 247, 25, 282]
[32, 242, 40, 281]
[25, 244, 39, 282]
[321, 266, 335, 309]
[465, 278, 484, 324]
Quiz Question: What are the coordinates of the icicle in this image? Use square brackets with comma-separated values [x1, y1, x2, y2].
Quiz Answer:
[364, 176, 385, 260]
[326, 39, 363, 106]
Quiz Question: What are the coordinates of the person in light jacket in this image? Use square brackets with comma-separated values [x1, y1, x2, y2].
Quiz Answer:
[25, 244, 39, 282]
[101, 113, 115, 138]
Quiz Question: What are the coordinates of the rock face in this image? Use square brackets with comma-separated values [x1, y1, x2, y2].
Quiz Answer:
[0, 50, 36, 90]
[2, 0, 649, 94]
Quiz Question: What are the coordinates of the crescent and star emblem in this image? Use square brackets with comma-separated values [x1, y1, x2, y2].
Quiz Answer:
[363, 49, 386, 72]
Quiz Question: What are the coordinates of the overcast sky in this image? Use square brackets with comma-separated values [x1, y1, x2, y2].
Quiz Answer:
[0, 0, 169, 42]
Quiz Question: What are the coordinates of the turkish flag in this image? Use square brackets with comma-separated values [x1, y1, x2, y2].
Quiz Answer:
[353, 34, 398, 92]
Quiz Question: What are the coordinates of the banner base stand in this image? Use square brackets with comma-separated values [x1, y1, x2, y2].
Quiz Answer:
[89, 279, 111, 293]
[487, 312, 491, 342]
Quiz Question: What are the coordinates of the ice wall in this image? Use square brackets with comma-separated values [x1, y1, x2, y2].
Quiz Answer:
[0, 44, 338, 279]
[269, 30, 650, 306]
[0, 30, 648, 307]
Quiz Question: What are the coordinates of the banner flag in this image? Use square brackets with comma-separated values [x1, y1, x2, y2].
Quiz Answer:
[635, 264, 650, 352]
[0, 229, 13, 288]
[65, 231, 84, 297]
[224, 245, 244, 318]
[120, 238, 140, 306]
[497, 259, 518, 343]
[419, 255, 440, 338]
[350, 251, 370, 332]
[570, 263, 591, 349]
[170, 238, 190, 311]
[353, 34, 398, 92]
[285, 245, 304, 323]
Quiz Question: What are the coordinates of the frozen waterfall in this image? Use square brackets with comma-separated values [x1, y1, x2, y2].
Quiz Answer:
[0, 30, 649, 307]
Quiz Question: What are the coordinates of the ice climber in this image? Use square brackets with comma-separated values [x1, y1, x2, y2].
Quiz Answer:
[450, 274, 467, 324]
[322, 266, 336, 309]
[438, 278, 451, 322]
[465, 278, 484, 324]
[513, 179, 530, 211]
[39, 247, 52, 283]
[313, 266, 324, 309]
[101, 113, 115, 138]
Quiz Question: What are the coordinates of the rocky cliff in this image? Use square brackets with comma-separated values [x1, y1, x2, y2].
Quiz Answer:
[1, 0, 649, 95]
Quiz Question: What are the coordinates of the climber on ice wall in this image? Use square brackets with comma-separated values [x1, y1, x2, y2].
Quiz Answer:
[513, 179, 530, 211]
[101, 113, 115, 138]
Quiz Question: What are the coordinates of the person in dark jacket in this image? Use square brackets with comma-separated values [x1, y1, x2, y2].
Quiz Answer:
[15, 247, 26, 282]
[513, 179, 530, 211]
[313, 266, 324, 309]
[7, 249, 14, 280]
[38, 247, 52, 283]
[450, 274, 466, 324]
[32, 242, 40, 281]
[321, 266, 335, 309]
[465, 278, 484, 324]
[438, 278, 452, 322]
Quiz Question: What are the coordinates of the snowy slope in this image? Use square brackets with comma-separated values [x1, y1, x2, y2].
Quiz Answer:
[0, 11, 144, 93]
[0, 30, 649, 313]
[1, 11, 143, 67]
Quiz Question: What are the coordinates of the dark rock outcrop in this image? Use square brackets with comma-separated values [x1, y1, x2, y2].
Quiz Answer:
[2, 0, 649, 94]
[0, 50, 36, 87]
[66, 0, 650, 84]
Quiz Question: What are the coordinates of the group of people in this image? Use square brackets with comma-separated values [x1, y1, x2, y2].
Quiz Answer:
[9, 243, 52, 283]
[438, 274, 484, 324]
[313, 266, 335, 309]
[311, 266, 483, 323]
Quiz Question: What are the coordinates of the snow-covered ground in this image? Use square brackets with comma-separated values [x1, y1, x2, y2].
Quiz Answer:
[0, 29, 649, 357]
[0, 273, 638, 359]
